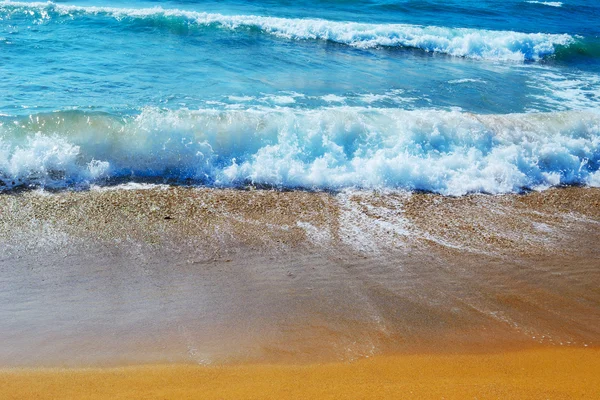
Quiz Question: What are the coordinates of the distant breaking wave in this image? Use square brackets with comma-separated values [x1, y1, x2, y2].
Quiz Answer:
[0, 1, 575, 61]
[1, 108, 599, 195]
[526, 1, 563, 7]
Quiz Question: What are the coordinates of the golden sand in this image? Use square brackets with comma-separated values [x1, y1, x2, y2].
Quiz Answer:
[2, 348, 599, 400]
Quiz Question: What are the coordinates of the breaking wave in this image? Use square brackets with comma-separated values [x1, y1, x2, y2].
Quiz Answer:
[1, 107, 599, 195]
[0, 1, 576, 61]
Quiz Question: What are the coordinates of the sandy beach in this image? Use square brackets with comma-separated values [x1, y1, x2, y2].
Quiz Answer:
[1, 186, 599, 396]
[3, 0, 600, 397]
[1, 348, 599, 399]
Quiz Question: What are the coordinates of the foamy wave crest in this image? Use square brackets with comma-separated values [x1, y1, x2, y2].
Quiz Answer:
[1, 108, 599, 195]
[526, 1, 563, 7]
[0, 1, 574, 61]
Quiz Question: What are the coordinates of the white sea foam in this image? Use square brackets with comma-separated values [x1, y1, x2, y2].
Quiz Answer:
[525, 67, 600, 111]
[220, 90, 418, 108]
[90, 182, 170, 192]
[0, 1, 575, 61]
[1, 107, 599, 195]
[228, 96, 254, 102]
[321, 95, 346, 103]
[336, 190, 411, 253]
[526, 1, 563, 7]
[448, 78, 487, 84]
[264, 95, 296, 105]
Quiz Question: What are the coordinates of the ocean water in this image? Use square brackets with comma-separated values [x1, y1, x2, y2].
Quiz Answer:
[1, 0, 599, 194]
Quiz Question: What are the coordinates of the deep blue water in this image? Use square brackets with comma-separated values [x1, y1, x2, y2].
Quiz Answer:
[0, 0, 599, 194]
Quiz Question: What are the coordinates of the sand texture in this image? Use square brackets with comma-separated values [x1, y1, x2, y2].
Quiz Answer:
[1, 348, 599, 399]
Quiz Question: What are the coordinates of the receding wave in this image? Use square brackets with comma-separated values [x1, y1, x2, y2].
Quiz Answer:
[1, 107, 599, 195]
[0, 1, 575, 61]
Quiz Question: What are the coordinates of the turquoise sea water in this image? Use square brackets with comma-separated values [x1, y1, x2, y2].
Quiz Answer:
[1, 0, 599, 194]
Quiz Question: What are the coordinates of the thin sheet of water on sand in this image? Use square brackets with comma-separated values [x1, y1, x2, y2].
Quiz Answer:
[0, 187, 598, 366]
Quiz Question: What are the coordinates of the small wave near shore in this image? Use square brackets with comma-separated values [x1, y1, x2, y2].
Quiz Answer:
[1, 108, 599, 195]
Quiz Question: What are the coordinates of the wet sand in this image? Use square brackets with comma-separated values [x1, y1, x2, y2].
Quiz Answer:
[0, 186, 599, 396]
[1, 348, 599, 399]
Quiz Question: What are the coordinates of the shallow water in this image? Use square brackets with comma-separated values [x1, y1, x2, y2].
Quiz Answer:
[0, 187, 599, 366]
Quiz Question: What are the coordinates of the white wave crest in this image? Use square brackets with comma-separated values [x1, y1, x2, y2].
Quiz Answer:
[1, 107, 599, 195]
[526, 1, 563, 7]
[0, 1, 575, 61]
[448, 78, 487, 84]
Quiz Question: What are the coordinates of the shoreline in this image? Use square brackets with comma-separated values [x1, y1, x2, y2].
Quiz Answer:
[0, 186, 599, 368]
[1, 348, 599, 399]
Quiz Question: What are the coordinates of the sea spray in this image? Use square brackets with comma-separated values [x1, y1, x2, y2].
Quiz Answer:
[1, 108, 599, 194]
